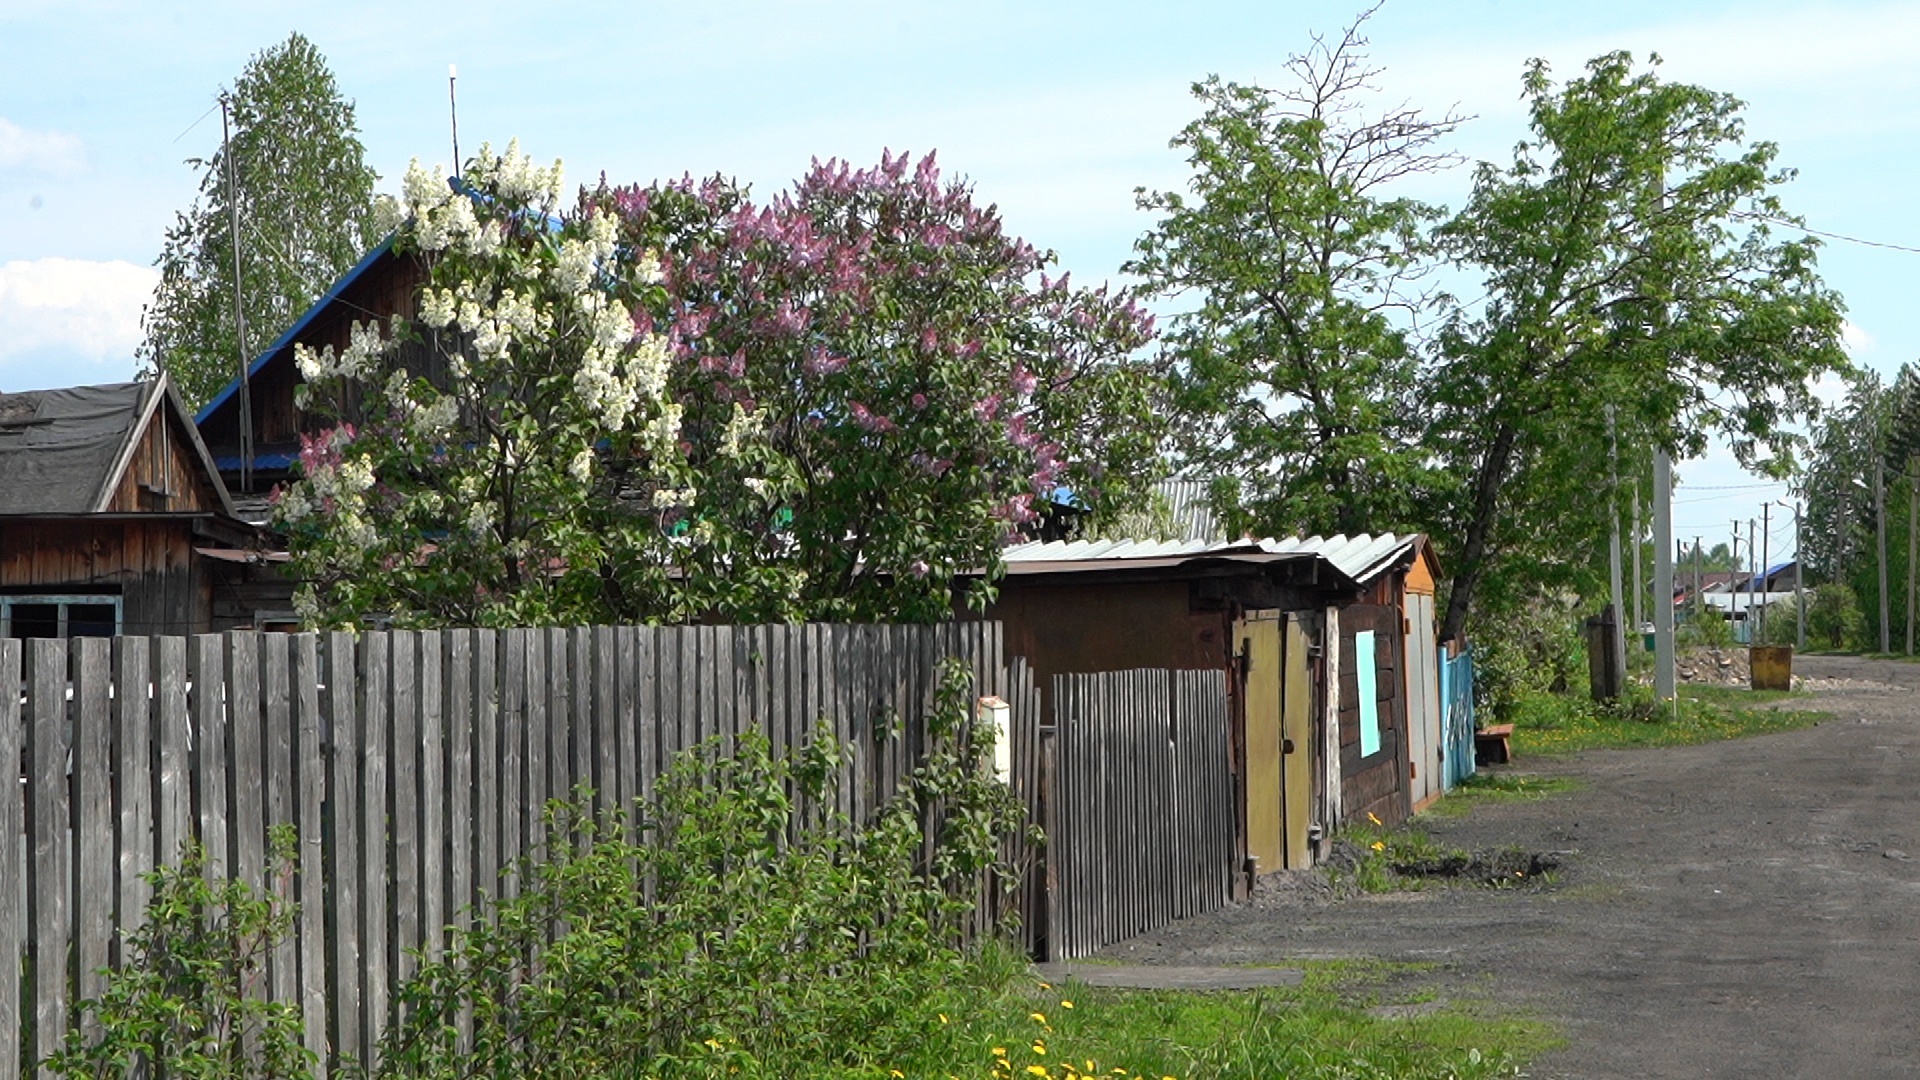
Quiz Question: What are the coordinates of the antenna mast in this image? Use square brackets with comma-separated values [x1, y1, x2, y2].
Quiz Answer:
[220, 93, 254, 492]
[449, 64, 462, 182]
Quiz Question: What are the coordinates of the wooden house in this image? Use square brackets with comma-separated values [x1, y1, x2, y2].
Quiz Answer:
[195, 238, 430, 508]
[0, 376, 273, 638]
[984, 532, 1437, 893]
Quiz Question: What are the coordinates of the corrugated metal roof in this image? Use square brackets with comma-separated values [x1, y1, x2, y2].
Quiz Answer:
[1155, 478, 1223, 541]
[1004, 531, 1421, 585]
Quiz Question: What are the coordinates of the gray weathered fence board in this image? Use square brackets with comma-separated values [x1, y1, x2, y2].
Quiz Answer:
[0, 640, 19, 1080]
[30, 638, 69, 1078]
[358, 631, 391, 1046]
[114, 638, 154, 959]
[73, 638, 112, 1025]
[418, 631, 445, 964]
[292, 635, 330, 1078]
[325, 631, 362, 1068]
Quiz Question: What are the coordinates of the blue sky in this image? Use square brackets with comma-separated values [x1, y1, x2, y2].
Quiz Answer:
[4, 0, 1917, 556]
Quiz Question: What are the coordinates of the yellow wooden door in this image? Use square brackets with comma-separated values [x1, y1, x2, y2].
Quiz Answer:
[1282, 615, 1314, 868]
[1238, 613, 1284, 873]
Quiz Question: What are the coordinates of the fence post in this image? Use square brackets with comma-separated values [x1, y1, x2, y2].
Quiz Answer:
[0, 638, 21, 1080]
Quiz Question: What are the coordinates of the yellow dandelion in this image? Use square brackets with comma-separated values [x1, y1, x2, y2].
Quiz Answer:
[939, 1013, 949, 1024]
[1370, 840, 1385, 852]
[1026, 1068, 1050, 1078]
[1061, 1000, 1074, 1009]
[1367, 811, 1382, 825]
[1031, 1012, 1047, 1025]
[1032, 1041, 1048, 1056]
[1038, 981, 1052, 990]
[891, 1071, 905, 1078]
[993, 1048, 1008, 1057]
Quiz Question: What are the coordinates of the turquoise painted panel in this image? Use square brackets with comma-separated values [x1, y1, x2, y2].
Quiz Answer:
[1357, 630, 1379, 756]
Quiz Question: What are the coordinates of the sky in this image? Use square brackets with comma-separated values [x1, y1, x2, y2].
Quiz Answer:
[4, 0, 1918, 563]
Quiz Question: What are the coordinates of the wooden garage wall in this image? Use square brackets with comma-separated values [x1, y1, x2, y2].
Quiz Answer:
[0, 519, 208, 636]
[1337, 602, 1410, 828]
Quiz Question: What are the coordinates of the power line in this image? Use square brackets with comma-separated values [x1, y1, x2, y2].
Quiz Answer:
[1736, 211, 1920, 256]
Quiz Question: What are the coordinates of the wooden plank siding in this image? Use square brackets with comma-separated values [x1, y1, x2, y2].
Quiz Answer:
[0, 518, 209, 636]
[101, 406, 219, 515]
[1337, 603, 1411, 829]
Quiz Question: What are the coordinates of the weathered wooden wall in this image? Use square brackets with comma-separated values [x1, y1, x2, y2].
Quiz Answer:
[0, 518, 206, 636]
[1337, 603, 1410, 828]
[102, 407, 217, 515]
[0, 622, 1042, 1079]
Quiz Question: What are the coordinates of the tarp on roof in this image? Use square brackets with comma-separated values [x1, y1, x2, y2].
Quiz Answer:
[0, 382, 149, 514]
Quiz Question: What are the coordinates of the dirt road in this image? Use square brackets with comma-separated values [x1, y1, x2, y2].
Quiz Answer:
[1090, 654, 1920, 1078]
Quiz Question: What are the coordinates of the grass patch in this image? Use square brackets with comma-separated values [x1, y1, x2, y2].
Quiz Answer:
[1423, 773, 1582, 818]
[968, 960, 1555, 1080]
[1507, 684, 1828, 757]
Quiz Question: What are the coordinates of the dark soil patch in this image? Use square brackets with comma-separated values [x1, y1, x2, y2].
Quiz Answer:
[1390, 847, 1564, 884]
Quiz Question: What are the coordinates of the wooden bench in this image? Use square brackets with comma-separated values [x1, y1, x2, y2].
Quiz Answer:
[1474, 723, 1515, 766]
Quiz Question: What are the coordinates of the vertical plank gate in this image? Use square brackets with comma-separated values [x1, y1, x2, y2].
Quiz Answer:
[1050, 669, 1233, 960]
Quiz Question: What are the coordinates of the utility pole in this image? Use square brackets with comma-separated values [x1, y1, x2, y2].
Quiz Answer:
[1795, 503, 1805, 651]
[1748, 518, 1757, 642]
[1878, 456, 1891, 654]
[1632, 484, 1644, 635]
[1907, 457, 1917, 655]
[1760, 502, 1772, 643]
[1694, 536, 1703, 623]
[1654, 450, 1676, 701]
[1606, 409, 1628, 688]
[219, 94, 254, 492]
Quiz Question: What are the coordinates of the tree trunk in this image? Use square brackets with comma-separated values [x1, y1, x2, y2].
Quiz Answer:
[1440, 423, 1519, 644]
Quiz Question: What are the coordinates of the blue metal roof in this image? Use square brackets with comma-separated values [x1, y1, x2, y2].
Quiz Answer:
[193, 233, 397, 425]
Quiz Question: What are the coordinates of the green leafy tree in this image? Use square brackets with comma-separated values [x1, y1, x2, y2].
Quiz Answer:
[1129, 8, 1460, 537]
[1427, 51, 1849, 643]
[141, 33, 387, 410]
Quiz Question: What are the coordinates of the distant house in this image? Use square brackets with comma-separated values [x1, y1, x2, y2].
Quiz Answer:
[0, 377, 279, 638]
[195, 237, 431, 513]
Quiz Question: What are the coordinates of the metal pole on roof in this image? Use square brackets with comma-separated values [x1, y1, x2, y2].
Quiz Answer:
[449, 64, 462, 181]
[220, 94, 254, 492]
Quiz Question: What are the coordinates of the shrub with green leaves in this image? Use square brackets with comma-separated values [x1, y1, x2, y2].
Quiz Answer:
[374, 657, 1032, 1079]
[46, 827, 313, 1080]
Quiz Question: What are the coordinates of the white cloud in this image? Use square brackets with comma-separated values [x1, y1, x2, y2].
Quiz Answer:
[1842, 320, 1875, 354]
[0, 257, 157, 364]
[0, 117, 85, 174]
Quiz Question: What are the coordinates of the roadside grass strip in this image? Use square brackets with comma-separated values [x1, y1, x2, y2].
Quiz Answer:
[1506, 685, 1827, 756]
[978, 961, 1556, 1080]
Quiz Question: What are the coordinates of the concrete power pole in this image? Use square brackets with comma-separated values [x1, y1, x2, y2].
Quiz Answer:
[1795, 503, 1805, 651]
[1654, 450, 1676, 701]
[1605, 410, 1628, 689]
[1632, 485, 1644, 635]
[1908, 458, 1917, 656]
[1878, 457, 1891, 654]
[1760, 502, 1771, 643]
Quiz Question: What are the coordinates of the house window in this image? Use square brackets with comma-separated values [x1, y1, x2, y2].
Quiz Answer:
[0, 595, 123, 640]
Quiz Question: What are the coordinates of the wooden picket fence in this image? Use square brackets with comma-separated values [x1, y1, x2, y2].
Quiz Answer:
[1048, 669, 1234, 960]
[1, 621, 1040, 1079]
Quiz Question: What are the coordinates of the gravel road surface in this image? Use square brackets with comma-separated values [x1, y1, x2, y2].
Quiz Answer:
[1084, 654, 1920, 1078]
